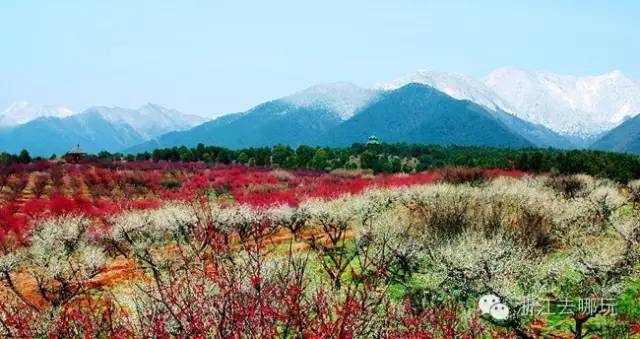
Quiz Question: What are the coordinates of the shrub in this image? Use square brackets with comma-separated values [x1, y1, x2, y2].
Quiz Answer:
[300, 197, 359, 289]
[587, 185, 625, 226]
[49, 164, 65, 190]
[400, 184, 473, 238]
[0, 165, 15, 193]
[31, 173, 49, 198]
[479, 178, 556, 250]
[439, 166, 485, 185]
[426, 230, 539, 299]
[6, 172, 29, 198]
[544, 174, 591, 199]
[159, 178, 182, 190]
[0, 203, 28, 246]
[628, 179, 640, 204]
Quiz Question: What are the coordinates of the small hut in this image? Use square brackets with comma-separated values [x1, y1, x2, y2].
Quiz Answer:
[67, 144, 86, 161]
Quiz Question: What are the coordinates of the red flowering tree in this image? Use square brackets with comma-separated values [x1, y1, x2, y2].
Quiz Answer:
[31, 173, 49, 198]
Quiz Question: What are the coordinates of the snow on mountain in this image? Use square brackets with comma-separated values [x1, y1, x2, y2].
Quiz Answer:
[0, 101, 73, 126]
[377, 69, 516, 114]
[282, 82, 380, 120]
[483, 67, 640, 138]
[81, 103, 207, 139]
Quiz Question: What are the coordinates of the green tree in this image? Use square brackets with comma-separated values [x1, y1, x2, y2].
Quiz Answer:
[360, 150, 377, 170]
[97, 151, 113, 160]
[283, 156, 298, 169]
[295, 145, 315, 168]
[195, 143, 206, 160]
[530, 151, 543, 172]
[237, 152, 250, 164]
[178, 146, 193, 162]
[391, 158, 402, 172]
[17, 149, 31, 163]
[215, 149, 232, 164]
[309, 148, 328, 171]
[253, 148, 272, 166]
[136, 152, 151, 161]
[272, 144, 294, 167]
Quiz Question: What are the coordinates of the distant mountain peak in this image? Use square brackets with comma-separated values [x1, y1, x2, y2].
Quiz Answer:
[0, 101, 73, 126]
[139, 102, 169, 111]
[376, 69, 515, 113]
[282, 82, 379, 120]
[78, 104, 206, 139]
[483, 67, 640, 138]
[602, 69, 627, 79]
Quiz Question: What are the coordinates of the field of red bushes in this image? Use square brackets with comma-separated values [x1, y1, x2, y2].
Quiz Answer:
[0, 160, 525, 248]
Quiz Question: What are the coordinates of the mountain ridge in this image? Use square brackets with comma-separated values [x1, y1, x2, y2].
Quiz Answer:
[0, 103, 205, 156]
[483, 67, 640, 139]
[0, 101, 73, 127]
[0, 112, 146, 156]
[316, 83, 534, 148]
[128, 83, 573, 153]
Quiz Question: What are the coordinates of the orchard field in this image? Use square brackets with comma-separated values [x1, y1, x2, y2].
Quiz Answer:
[0, 160, 639, 338]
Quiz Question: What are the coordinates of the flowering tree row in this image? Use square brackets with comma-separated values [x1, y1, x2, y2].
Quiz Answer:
[0, 162, 526, 251]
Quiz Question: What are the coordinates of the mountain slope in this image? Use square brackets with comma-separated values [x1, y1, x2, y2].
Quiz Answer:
[317, 83, 534, 148]
[378, 69, 514, 113]
[483, 67, 640, 139]
[378, 70, 573, 149]
[127, 83, 374, 152]
[82, 104, 206, 139]
[591, 114, 640, 154]
[129, 82, 575, 152]
[0, 111, 145, 156]
[489, 108, 575, 149]
[0, 103, 204, 156]
[127, 101, 344, 152]
[282, 82, 379, 119]
[0, 101, 73, 126]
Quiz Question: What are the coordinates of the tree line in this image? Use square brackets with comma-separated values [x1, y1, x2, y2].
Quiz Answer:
[2, 143, 640, 182]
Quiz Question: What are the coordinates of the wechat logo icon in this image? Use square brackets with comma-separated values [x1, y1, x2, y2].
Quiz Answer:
[479, 294, 510, 321]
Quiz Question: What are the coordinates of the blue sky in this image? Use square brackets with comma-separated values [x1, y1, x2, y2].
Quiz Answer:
[1, 0, 638, 117]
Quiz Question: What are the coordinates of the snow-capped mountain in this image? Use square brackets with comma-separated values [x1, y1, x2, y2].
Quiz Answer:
[375, 69, 574, 148]
[0, 101, 73, 126]
[0, 102, 208, 156]
[0, 112, 146, 156]
[128, 79, 575, 152]
[81, 103, 207, 139]
[378, 68, 640, 144]
[377, 69, 515, 113]
[282, 82, 380, 120]
[483, 67, 640, 138]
